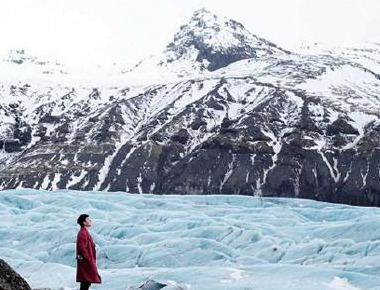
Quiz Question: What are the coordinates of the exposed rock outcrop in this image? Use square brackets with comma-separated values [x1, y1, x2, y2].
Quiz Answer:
[0, 258, 31, 290]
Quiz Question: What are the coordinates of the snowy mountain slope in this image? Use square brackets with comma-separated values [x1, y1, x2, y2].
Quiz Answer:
[1, 190, 380, 290]
[298, 42, 380, 75]
[1, 10, 380, 206]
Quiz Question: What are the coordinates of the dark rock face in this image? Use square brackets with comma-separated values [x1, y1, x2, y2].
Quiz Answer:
[39, 114, 61, 124]
[196, 45, 255, 72]
[0, 258, 31, 290]
[327, 117, 359, 136]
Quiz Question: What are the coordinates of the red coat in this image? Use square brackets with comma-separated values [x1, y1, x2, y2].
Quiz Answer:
[76, 227, 101, 283]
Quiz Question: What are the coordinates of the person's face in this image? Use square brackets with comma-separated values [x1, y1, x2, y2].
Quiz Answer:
[83, 217, 92, 227]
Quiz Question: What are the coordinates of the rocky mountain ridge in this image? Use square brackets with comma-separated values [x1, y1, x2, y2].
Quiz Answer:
[1, 9, 380, 206]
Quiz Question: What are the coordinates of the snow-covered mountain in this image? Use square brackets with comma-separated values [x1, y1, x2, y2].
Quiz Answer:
[1, 9, 380, 206]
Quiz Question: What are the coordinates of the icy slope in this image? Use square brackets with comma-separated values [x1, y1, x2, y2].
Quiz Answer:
[0, 189, 380, 290]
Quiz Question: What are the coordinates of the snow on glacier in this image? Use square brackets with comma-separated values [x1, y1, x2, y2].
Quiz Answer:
[0, 190, 380, 290]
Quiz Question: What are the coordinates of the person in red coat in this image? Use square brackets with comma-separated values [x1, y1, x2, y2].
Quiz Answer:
[76, 214, 101, 290]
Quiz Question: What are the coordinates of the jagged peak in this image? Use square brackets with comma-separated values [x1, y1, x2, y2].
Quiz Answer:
[172, 9, 247, 45]
[189, 8, 218, 25]
[164, 8, 289, 71]
[191, 8, 215, 18]
[188, 8, 245, 32]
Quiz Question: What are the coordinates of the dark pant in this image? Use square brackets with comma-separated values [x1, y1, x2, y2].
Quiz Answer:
[80, 282, 91, 290]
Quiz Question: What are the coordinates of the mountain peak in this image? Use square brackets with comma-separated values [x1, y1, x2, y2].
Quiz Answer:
[163, 9, 288, 71]
[191, 8, 215, 18]
[189, 8, 245, 32]
[190, 8, 218, 25]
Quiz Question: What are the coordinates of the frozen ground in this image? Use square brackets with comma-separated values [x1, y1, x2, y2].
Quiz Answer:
[0, 189, 380, 290]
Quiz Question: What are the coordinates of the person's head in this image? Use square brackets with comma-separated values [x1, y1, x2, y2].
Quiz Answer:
[77, 214, 91, 228]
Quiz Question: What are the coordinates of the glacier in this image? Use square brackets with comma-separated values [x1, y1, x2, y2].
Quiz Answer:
[0, 189, 380, 289]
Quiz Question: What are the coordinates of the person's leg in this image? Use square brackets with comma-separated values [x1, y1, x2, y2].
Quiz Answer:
[80, 282, 91, 290]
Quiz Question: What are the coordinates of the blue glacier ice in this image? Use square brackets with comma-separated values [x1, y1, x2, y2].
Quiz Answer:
[0, 189, 380, 289]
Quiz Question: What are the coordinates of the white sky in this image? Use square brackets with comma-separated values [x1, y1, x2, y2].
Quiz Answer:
[0, 0, 379, 66]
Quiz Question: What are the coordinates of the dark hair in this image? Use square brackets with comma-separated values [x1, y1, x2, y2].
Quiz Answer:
[77, 214, 89, 227]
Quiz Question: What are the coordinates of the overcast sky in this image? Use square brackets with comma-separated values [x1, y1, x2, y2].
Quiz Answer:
[0, 0, 379, 66]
